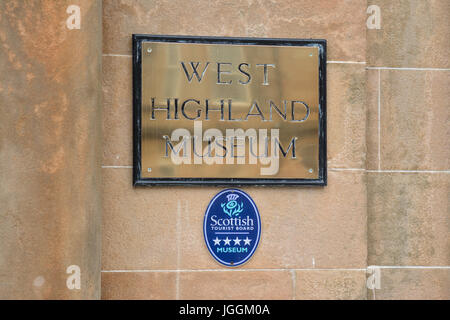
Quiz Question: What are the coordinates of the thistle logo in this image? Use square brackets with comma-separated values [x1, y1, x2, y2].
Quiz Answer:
[221, 194, 244, 217]
[204, 189, 261, 267]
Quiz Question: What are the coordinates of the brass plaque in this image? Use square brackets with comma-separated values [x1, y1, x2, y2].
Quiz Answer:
[133, 35, 326, 185]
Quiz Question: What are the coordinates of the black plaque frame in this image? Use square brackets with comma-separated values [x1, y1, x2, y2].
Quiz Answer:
[133, 35, 327, 186]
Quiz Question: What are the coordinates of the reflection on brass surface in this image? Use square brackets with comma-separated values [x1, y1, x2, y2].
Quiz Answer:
[141, 41, 320, 179]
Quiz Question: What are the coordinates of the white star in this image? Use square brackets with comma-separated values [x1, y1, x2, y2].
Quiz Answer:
[233, 237, 241, 246]
[223, 237, 231, 245]
[213, 237, 221, 246]
[243, 237, 252, 246]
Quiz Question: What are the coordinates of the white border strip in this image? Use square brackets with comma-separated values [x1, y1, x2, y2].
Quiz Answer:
[367, 169, 450, 173]
[367, 66, 450, 71]
[378, 69, 381, 170]
[328, 167, 450, 173]
[101, 165, 133, 169]
[101, 268, 367, 273]
[101, 54, 450, 71]
[329, 168, 366, 172]
[103, 53, 132, 58]
[327, 61, 366, 64]
[370, 266, 450, 269]
[329, 168, 450, 173]
[101, 166, 450, 173]
[101, 266, 450, 273]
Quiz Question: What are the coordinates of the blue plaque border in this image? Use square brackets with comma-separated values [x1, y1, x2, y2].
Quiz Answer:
[203, 189, 261, 267]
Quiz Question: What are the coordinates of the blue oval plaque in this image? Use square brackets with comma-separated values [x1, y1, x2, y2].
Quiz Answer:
[203, 189, 261, 267]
